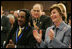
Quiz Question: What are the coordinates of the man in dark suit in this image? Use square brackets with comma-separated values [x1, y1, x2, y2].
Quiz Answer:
[1, 6, 11, 48]
[5, 9, 36, 48]
[30, 4, 53, 40]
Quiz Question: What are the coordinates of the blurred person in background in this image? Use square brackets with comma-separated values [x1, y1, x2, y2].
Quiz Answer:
[1, 6, 11, 48]
[9, 10, 14, 15]
[7, 14, 15, 30]
[14, 10, 19, 19]
[4, 10, 9, 16]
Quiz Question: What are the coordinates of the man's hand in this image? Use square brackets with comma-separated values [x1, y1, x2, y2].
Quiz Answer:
[33, 30, 42, 43]
[6, 39, 15, 48]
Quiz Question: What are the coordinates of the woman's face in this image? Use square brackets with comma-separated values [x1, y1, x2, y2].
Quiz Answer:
[50, 9, 62, 25]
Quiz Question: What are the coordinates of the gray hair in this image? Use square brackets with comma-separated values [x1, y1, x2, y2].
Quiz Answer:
[7, 14, 15, 20]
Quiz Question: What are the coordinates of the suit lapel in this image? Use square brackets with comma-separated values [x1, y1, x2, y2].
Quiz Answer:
[16, 26, 28, 43]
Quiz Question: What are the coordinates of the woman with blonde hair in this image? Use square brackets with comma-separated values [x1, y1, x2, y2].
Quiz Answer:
[33, 3, 71, 48]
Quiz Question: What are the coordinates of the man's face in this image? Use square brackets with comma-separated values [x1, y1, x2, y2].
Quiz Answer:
[33, 5, 42, 18]
[1, 6, 3, 15]
[14, 11, 18, 18]
[50, 9, 61, 24]
[18, 11, 26, 27]
[10, 10, 14, 14]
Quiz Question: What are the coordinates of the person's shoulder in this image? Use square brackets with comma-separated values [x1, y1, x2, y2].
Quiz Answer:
[41, 15, 51, 21]
[2, 15, 9, 19]
[25, 25, 32, 31]
[64, 24, 71, 35]
[63, 22, 71, 34]
[2, 15, 7, 17]
[40, 15, 47, 19]
[43, 15, 51, 20]
[63, 22, 71, 30]
[66, 25, 71, 32]
[46, 25, 54, 31]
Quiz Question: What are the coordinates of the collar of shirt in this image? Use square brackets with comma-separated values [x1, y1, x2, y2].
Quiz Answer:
[32, 17, 40, 21]
[53, 21, 65, 31]
[19, 26, 25, 30]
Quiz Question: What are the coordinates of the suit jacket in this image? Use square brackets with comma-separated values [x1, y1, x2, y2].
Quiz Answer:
[1, 16, 11, 46]
[29, 15, 53, 40]
[1, 16, 11, 32]
[39, 21, 71, 48]
[5, 21, 36, 48]
[39, 15, 53, 30]
[12, 25, 36, 48]
[30, 15, 52, 30]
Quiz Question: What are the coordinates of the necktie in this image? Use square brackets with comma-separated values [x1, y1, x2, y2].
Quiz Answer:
[18, 28, 22, 37]
[55, 28, 58, 37]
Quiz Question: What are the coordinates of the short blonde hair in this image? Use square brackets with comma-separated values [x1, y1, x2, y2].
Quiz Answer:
[50, 3, 67, 22]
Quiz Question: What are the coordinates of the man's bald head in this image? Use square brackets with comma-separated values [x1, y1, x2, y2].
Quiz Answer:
[33, 3, 43, 11]
[32, 3, 43, 18]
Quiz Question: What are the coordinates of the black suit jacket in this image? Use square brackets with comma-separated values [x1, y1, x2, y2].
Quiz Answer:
[39, 15, 53, 30]
[29, 15, 53, 40]
[40, 15, 53, 40]
[12, 25, 36, 48]
[1, 16, 11, 33]
[5, 20, 36, 48]
[1, 16, 11, 46]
